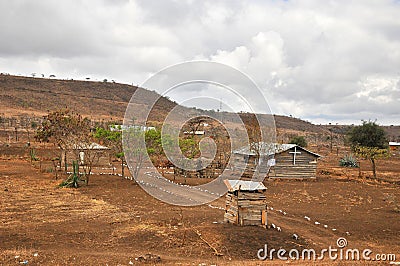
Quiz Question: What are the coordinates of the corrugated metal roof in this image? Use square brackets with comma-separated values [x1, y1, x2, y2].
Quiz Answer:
[233, 142, 321, 157]
[71, 142, 109, 150]
[389, 142, 400, 146]
[224, 180, 267, 192]
[233, 143, 294, 156]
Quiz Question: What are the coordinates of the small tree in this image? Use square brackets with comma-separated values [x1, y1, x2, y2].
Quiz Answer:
[94, 127, 125, 177]
[347, 120, 388, 179]
[353, 146, 388, 179]
[71, 133, 102, 185]
[35, 109, 91, 178]
[123, 127, 148, 180]
[145, 128, 173, 168]
[289, 136, 307, 147]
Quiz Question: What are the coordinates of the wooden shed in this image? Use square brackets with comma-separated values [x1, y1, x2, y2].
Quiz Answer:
[224, 180, 267, 226]
[233, 143, 321, 179]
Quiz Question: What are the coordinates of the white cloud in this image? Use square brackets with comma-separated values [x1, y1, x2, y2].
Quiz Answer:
[0, 0, 399, 124]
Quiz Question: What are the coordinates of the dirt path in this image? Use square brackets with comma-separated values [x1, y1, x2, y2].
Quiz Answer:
[1, 158, 399, 265]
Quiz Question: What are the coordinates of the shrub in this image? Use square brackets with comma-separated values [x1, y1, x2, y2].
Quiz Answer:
[60, 161, 84, 188]
[289, 136, 307, 147]
[29, 148, 39, 162]
[339, 154, 359, 168]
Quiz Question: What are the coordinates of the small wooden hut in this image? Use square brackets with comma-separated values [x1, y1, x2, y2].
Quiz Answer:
[233, 143, 321, 179]
[224, 180, 267, 226]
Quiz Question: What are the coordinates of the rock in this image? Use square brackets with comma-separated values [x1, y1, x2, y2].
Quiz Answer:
[135, 253, 161, 263]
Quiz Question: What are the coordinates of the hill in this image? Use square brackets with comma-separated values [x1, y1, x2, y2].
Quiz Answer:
[1, 74, 398, 140]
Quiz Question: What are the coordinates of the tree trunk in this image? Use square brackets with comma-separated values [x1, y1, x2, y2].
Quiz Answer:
[371, 158, 377, 179]
[86, 170, 90, 185]
[52, 160, 58, 180]
[64, 150, 68, 173]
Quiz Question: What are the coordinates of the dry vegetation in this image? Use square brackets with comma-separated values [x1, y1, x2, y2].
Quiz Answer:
[1, 75, 400, 265]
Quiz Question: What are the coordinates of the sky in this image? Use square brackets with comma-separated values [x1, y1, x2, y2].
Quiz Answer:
[0, 0, 399, 125]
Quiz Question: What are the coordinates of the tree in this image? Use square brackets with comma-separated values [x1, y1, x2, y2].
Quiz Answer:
[145, 128, 173, 168]
[70, 133, 102, 184]
[123, 127, 149, 180]
[348, 120, 387, 149]
[242, 113, 262, 158]
[353, 146, 388, 179]
[347, 120, 388, 179]
[35, 109, 91, 178]
[289, 136, 307, 147]
[94, 126, 125, 178]
[96, 126, 174, 180]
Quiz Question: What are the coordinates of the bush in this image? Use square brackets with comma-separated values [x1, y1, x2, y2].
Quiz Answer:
[60, 161, 84, 188]
[339, 154, 359, 168]
[289, 136, 307, 147]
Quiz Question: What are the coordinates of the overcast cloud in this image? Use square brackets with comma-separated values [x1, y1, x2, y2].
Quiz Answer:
[0, 0, 399, 124]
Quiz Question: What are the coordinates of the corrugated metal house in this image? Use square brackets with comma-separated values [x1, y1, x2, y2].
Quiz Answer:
[224, 180, 267, 226]
[233, 143, 321, 179]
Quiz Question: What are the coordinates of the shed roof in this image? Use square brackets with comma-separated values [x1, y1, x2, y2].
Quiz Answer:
[224, 180, 267, 192]
[233, 142, 321, 157]
[389, 142, 400, 146]
[71, 142, 109, 150]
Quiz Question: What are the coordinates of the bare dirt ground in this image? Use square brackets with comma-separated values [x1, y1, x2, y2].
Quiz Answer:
[1, 144, 400, 265]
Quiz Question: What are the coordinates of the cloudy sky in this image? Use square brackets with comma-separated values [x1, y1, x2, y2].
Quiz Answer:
[0, 0, 399, 125]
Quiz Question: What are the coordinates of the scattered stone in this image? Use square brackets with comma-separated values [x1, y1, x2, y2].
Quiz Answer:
[135, 253, 161, 263]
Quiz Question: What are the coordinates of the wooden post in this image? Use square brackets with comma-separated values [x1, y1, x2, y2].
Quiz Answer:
[237, 185, 241, 225]
[262, 209, 267, 226]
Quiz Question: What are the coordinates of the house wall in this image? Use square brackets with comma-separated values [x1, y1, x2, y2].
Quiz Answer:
[390, 145, 400, 151]
[269, 149, 318, 179]
[62, 149, 111, 167]
[224, 191, 267, 226]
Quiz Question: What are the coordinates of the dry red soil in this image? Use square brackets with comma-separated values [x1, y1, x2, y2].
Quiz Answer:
[1, 145, 400, 265]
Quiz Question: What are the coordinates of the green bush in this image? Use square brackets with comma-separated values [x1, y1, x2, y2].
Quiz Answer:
[339, 154, 359, 168]
[60, 161, 84, 188]
[289, 136, 307, 147]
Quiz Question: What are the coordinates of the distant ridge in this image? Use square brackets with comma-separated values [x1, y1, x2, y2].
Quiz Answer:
[1, 74, 398, 139]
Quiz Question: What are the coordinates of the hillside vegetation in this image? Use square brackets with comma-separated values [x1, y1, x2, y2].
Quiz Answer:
[1, 74, 398, 140]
